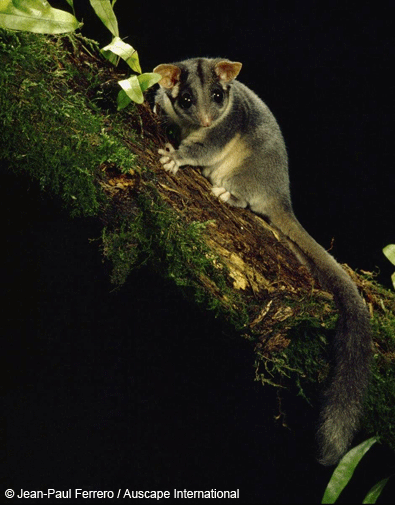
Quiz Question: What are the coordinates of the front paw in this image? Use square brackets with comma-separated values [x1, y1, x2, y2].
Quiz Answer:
[212, 186, 232, 202]
[158, 143, 180, 175]
[211, 186, 248, 208]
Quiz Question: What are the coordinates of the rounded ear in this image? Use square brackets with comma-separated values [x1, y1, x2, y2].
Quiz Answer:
[153, 64, 182, 89]
[214, 61, 242, 83]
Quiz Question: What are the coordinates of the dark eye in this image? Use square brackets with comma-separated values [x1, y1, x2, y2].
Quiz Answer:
[212, 88, 224, 104]
[179, 92, 192, 109]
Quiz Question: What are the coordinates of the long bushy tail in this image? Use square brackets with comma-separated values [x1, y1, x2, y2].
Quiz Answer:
[270, 209, 372, 466]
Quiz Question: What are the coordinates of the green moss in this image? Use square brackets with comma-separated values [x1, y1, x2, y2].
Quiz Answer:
[254, 286, 395, 449]
[254, 310, 331, 395]
[363, 296, 395, 450]
[0, 29, 137, 217]
[1, 28, 246, 327]
[102, 187, 249, 328]
[364, 357, 395, 452]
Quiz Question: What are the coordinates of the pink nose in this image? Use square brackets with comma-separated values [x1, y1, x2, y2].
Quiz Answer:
[199, 114, 212, 127]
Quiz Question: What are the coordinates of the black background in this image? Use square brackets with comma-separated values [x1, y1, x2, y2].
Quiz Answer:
[3, 1, 395, 503]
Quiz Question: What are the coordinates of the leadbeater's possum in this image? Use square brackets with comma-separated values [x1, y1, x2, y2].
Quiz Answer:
[153, 57, 372, 466]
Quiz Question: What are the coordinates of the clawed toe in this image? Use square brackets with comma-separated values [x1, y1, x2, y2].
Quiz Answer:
[211, 186, 228, 197]
[212, 187, 231, 202]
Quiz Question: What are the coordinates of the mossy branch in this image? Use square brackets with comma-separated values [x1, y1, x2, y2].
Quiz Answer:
[2, 29, 395, 452]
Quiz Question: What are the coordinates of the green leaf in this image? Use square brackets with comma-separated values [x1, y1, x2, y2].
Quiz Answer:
[101, 45, 119, 66]
[101, 36, 141, 72]
[383, 245, 395, 266]
[116, 89, 132, 110]
[321, 437, 377, 504]
[89, 0, 118, 37]
[362, 477, 390, 504]
[117, 73, 162, 108]
[118, 75, 143, 105]
[137, 72, 162, 92]
[0, 0, 80, 33]
[383, 245, 395, 288]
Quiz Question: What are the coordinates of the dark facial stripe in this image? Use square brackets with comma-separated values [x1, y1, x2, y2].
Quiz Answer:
[196, 59, 205, 87]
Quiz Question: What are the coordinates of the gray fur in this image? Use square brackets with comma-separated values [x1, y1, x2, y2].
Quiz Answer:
[154, 57, 372, 465]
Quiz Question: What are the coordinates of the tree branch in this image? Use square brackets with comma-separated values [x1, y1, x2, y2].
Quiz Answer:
[2, 29, 395, 453]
